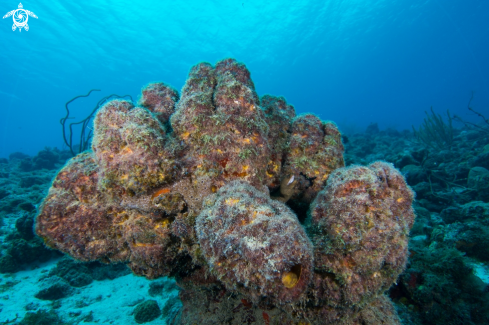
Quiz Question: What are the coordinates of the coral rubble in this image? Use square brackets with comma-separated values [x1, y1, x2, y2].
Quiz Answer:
[35, 59, 414, 324]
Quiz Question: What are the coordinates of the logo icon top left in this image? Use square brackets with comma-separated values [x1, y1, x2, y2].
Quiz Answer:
[3, 3, 38, 32]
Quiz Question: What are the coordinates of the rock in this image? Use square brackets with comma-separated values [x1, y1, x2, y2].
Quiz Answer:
[34, 276, 73, 300]
[19, 309, 63, 325]
[470, 152, 489, 169]
[431, 150, 457, 161]
[412, 182, 436, 200]
[19, 176, 46, 188]
[161, 295, 182, 324]
[49, 257, 129, 287]
[443, 161, 470, 180]
[148, 280, 165, 297]
[385, 128, 401, 137]
[19, 159, 33, 172]
[402, 165, 427, 185]
[411, 148, 428, 163]
[18, 202, 36, 212]
[365, 123, 380, 135]
[416, 198, 445, 213]
[9, 152, 29, 160]
[32, 149, 59, 170]
[468, 167, 489, 189]
[133, 300, 161, 324]
[148, 279, 179, 297]
[89, 262, 130, 281]
[25, 302, 40, 311]
[8, 238, 54, 264]
[0, 188, 8, 200]
[396, 153, 418, 169]
[0, 255, 18, 273]
[49, 257, 92, 287]
[440, 201, 489, 224]
[15, 213, 35, 240]
[0, 158, 8, 164]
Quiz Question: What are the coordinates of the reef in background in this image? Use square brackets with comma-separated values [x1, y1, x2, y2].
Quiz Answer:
[35, 59, 414, 324]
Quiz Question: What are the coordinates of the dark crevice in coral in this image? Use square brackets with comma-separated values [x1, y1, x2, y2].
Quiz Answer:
[169, 254, 196, 278]
[300, 172, 317, 185]
[287, 199, 310, 224]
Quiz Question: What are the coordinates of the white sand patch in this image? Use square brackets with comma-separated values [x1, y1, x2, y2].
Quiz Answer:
[471, 261, 489, 285]
[0, 258, 179, 324]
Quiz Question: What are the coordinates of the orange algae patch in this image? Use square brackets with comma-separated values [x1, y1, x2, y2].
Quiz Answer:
[154, 219, 171, 229]
[133, 242, 156, 248]
[151, 188, 171, 199]
[225, 198, 240, 205]
[181, 131, 190, 140]
[338, 180, 364, 196]
[282, 264, 302, 289]
[120, 146, 133, 155]
[114, 213, 130, 226]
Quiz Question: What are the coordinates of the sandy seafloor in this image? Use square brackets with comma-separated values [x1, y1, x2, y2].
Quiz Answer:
[0, 260, 179, 324]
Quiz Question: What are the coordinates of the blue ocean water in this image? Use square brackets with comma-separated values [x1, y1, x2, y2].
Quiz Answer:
[0, 0, 488, 156]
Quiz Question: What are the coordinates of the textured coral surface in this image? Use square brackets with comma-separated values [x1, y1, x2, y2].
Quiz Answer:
[196, 180, 313, 304]
[36, 59, 414, 324]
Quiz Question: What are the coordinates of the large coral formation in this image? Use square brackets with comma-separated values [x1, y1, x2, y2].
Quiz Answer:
[284, 114, 344, 204]
[35, 58, 414, 324]
[35, 152, 184, 279]
[170, 59, 270, 189]
[308, 162, 415, 308]
[92, 99, 178, 196]
[196, 180, 313, 304]
[260, 95, 296, 190]
[138, 82, 179, 127]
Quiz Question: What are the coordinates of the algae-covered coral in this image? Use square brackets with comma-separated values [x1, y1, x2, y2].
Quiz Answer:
[35, 58, 414, 324]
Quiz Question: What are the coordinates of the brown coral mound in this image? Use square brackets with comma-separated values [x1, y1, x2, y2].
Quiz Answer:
[138, 82, 179, 126]
[35, 58, 413, 324]
[309, 161, 415, 307]
[260, 95, 296, 190]
[35, 152, 187, 279]
[92, 99, 177, 195]
[170, 59, 270, 189]
[284, 114, 345, 204]
[196, 181, 313, 304]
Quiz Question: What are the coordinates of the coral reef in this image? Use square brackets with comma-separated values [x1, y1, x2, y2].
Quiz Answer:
[138, 82, 179, 128]
[196, 180, 313, 304]
[35, 59, 414, 324]
[283, 114, 344, 205]
[308, 162, 415, 308]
